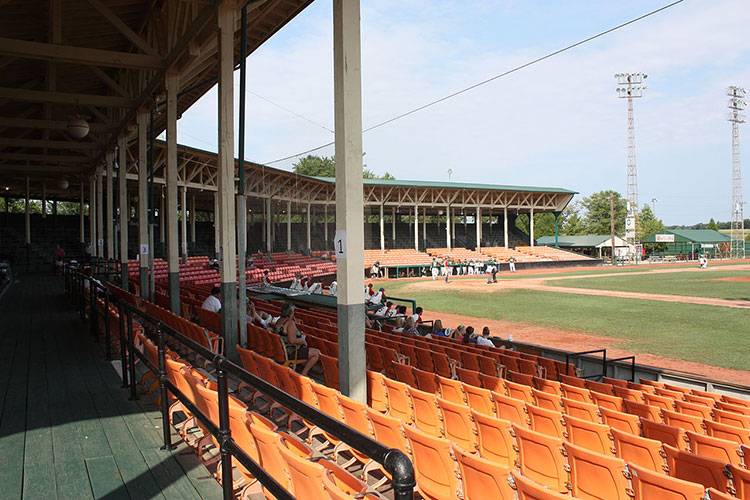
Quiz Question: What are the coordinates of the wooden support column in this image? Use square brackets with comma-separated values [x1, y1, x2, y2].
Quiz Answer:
[414, 204, 419, 251]
[180, 185, 188, 258]
[190, 193, 196, 245]
[324, 203, 329, 247]
[79, 181, 85, 244]
[286, 200, 292, 251]
[476, 206, 482, 250]
[445, 205, 451, 250]
[529, 207, 535, 247]
[106, 151, 114, 259]
[96, 166, 104, 257]
[159, 189, 165, 245]
[306, 202, 311, 251]
[89, 176, 96, 255]
[137, 108, 149, 298]
[391, 206, 396, 242]
[118, 136, 129, 290]
[217, 1, 238, 360]
[213, 191, 220, 259]
[334, 0, 365, 402]
[24, 177, 30, 245]
[503, 206, 509, 249]
[265, 197, 272, 253]
[379, 204, 384, 251]
[165, 72, 180, 313]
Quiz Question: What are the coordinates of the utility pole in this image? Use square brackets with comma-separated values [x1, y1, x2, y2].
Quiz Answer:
[610, 192, 616, 265]
[615, 72, 647, 261]
[728, 86, 746, 259]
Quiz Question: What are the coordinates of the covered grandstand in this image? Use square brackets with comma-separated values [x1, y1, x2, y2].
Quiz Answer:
[642, 229, 732, 259]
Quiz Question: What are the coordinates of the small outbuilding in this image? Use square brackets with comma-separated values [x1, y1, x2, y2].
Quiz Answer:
[536, 234, 635, 259]
[641, 229, 731, 259]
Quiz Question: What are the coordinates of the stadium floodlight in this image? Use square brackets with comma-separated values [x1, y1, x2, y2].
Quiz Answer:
[728, 85, 746, 259]
[615, 72, 647, 259]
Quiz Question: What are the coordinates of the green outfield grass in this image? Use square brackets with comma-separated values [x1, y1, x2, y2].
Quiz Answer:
[546, 270, 750, 301]
[382, 281, 750, 371]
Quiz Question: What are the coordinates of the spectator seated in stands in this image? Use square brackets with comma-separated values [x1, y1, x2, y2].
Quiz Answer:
[328, 281, 337, 296]
[289, 273, 302, 291]
[411, 306, 424, 324]
[274, 303, 320, 376]
[261, 270, 272, 287]
[373, 300, 392, 319]
[201, 286, 222, 313]
[208, 258, 220, 271]
[476, 326, 494, 347]
[431, 319, 449, 337]
[370, 261, 381, 279]
[394, 316, 419, 335]
[365, 283, 375, 299]
[307, 282, 323, 295]
[462, 326, 477, 344]
[368, 287, 385, 305]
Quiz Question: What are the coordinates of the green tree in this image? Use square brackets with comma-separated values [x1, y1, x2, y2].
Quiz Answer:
[292, 154, 394, 179]
[637, 204, 665, 239]
[581, 190, 627, 235]
[707, 218, 719, 231]
[561, 202, 586, 235]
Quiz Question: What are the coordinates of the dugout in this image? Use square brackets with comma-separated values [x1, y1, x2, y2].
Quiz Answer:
[642, 229, 731, 259]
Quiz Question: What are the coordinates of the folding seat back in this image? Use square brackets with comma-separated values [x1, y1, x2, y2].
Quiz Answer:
[706, 487, 735, 500]
[532, 388, 564, 412]
[383, 377, 414, 423]
[527, 404, 565, 439]
[721, 394, 750, 408]
[470, 410, 515, 468]
[628, 382, 657, 394]
[288, 370, 318, 409]
[714, 408, 750, 429]
[391, 362, 417, 387]
[365, 408, 410, 456]
[585, 379, 615, 396]
[636, 379, 664, 388]
[437, 375, 466, 405]
[613, 386, 645, 403]
[456, 367, 483, 388]
[508, 370, 535, 386]
[365, 343, 384, 372]
[322, 468, 369, 500]
[454, 445, 515, 500]
[564, 441, 630, 500]
[562, 397, 601, 423]
[655, 387, 686, 400]
[729, 464, 750, 500]
[560, 373, 586, 387]
[610, 427, 667, 473]
[478, 355, 502, 377]
[413, 366, 439, 394]
[479, 373, 505, 393]
[564, 414, 615, 455]
[236, 345, 259, 375]
[642, 418, 689, 451]
[591, 391, 624, 412]
[462, 383, 495, 416]
[663, 383, 691, 395]
[662, 408, 705, 434]
[684, 393, 718, 408]
[414, 347, 435, 373]
[663, 444, 730, 493]
[561, 383, 592, 403]
[432, 351, 453, 379]
[407, 386, 443, 438]
[249, 421, 292, 493]
[602, 377, 628, 388]
[675, 400, 714, 420]
[505, 379, 534, 403]
[511, 471, 570, 500]
[460, 351, 480, 371]
[319, 354, 339, 390]
[704, 419, 750, 445]
[534, 377, 562, 396]
[278, 441, 325, 499]
[715, 401, 750, 415]
[336, 393, 373, 438]
[366, 371, 389, 413]
[599, 407, 641, 435]
[492, 392, 530, 427]
[403, 425, 461, 500]
[511, 424, 569, 494]
[644, 392, 677, 411]
[629, 462, 705, 500]
[623, 400, 662, 422]
[437, 397, 478, 452]
[685, 431, 743, 467]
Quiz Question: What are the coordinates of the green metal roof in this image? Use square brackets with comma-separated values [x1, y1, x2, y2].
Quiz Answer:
[642, 229, 731, 244]
[312, 177, 577, 194]
[536, 234, 616, 247]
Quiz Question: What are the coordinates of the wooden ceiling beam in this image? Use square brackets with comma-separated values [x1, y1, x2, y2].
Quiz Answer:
[0, 152, 90, 163]
[0, 117, 111, 132]
[0, 137, 99, 150]
[0, 163, 86, 173]
[0, 37, 164, 70]
[0, 87, 135, 108]
[85, 0, 159, 57]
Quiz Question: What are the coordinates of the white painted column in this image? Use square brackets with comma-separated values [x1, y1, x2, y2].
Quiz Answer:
[24, 177, 30, 244]
[265, 198, 272, 253]
[391, 206, 396, 242]
[503, 206, 509, 248]
[118, 136, 129, 289]
[451, 212, 456, 247]
[476, 206, 482, 250]
[217, 0, 238, 359]
[165, 72, 180, 313]
[379, 204, 385, 251]
[79, 181, 85, 244]
[414, 204, 419, 251]
[306, 202, 312, 250]
[286, 200, 292, 251]
[190, 194, 196, 245]
[324, 203, 329, 246]
[89, 176, 96, 253]
[106, 151, 114, 259]
[96, 166, 104, 258]
[334, 0, 366, 402]
[137, 109, 149, 298]
[423, 214, 426, 246]
[213, 191, 220, 258]
[159, 188, 165, 245]
[180, 186, 188, 259]
[445, 205, 451, 250]
[530, 207, 535, 247]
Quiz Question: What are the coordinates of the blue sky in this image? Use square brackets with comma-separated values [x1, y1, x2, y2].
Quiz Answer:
[176, 0, 750, 225]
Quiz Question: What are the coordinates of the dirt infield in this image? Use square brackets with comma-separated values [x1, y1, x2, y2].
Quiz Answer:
[422, 310, 750, 386]
[716, 276, 750, 283]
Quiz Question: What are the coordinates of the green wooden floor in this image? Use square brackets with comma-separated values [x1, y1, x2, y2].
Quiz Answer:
[0, 273, 222, 500]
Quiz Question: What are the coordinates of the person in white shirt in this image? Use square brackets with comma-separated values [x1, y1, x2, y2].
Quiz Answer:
[290, 273, 302, 291]
[369, 288, 384, 305]
[476, 326, 494, 347]
[508, 257, 517, 273]
[370, 261, 380, 279]
[328, 281, 337, 296]
[308, 282, 323, 294]
[201, 286, 222, 313]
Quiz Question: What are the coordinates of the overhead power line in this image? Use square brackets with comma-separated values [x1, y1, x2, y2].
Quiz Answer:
[263, 0, 686, 165]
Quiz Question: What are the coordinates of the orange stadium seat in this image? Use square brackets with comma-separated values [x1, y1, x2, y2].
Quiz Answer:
[391, 362, 417, 388]
[562, 397, 602, 423]
[629, 462, 706, 500]
[463, 383, 496, 416]
[365, 408, 410, 457]
[408, 386, 443, 438]
[599, 407, 641, 435]
[413, 366, 439, 394]
[438, 375, 466, 405]
[728, 464, 750, 499]
[512, 425, 569, 494]
[714, 409, 750, 430]
[561, 383, 593, 403]
[564, 441, 631, 500]
[662, 408, 705, 434]
[511, 471, 572, 500]
[505, 379, 535, 403]
[404, 425, 461, 500]
[715, 401, 750, 415]
[644, 392, 677, 411]
[456, 367, 483, 388]
[527, 404, 565, 439]
[493, 392, 530, 427]
[675, 400, 714, 421]
[479, 373, 506, 394]
[591, 391, 624, 412]
[610, 427, 667, 473]
[454, 445, 515, 500]
[470, 410, 516, 468]
[704, 419, 750, 445]
[623, 400, 662, 422]
[437, 397, 478, 452]
[532, 387, 564, 412]
[366, 371, 389, 413]
[685, 431, 744, 467]
[383, 377, 414, 423]
[564, 414, 615, 455]
[663, 444, 731, 493]
[642, 418, 689, 451]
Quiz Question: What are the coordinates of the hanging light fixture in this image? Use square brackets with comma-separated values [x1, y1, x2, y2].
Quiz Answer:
[67, 116, 90, 139]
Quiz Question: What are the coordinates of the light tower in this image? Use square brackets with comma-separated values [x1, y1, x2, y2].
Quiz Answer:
[728, 85, 746, 259]
[615, 72, 647, 257]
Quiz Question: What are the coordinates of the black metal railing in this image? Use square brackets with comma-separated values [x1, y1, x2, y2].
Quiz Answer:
[565, 348, 607, 380]
[68, 268, 415, 500]
[606, 355, 637, 383]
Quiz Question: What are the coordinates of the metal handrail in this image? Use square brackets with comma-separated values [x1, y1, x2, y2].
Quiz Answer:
[68, 268, 415, 500]
[565, 348, 607, 380]
[606, 355, 637, 383]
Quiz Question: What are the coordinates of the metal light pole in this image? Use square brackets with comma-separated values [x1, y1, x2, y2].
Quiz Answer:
[615, 72, 647, 259]
[728, 86, 746, 259]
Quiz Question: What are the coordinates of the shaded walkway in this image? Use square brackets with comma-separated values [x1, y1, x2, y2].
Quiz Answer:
[0, 273, 221, 500]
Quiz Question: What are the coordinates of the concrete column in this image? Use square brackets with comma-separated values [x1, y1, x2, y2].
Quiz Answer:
[451, 212, 456, 246]
[96, 167, 104, 258]
[106, 152, 114, 259]
[414, 204, 419, 251]
[423, 214, 426, 246]
[503, 206, 509, 249]
[265, 198, 272, 253]
[79, 181, 85, 244]
[24, 177, 30, 244]
[217, 1, 238, 359]
[334, 0, 365, 402]
[118, 136, 129, 290]
[445, 205, 451, 250]
[159, 189, 165, 245]
[286, 200, 292, 251]
[379, 204, 385, 251]
[530, 207, 535, 247]
[165, 72, 180, 313]
[89, 177, 96, 255]
[324, 203, 329, 247]
[190, 194, 196, 245]
[391, 206, 396, 242]
[213, 191, 220, 258]
[137, 109, 150, 298]
[306, 202, 312, 250]
[180, 186, 188, 259]
[476, 206, 482, 250]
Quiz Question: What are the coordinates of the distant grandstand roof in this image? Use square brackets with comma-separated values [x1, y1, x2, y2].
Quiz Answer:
[536, 234, 631, 248]
[642, 229, 731, 244]
[313, 177, 577, 195]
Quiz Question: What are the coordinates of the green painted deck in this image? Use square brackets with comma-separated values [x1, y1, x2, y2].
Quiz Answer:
[0, 273, 222, 500]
